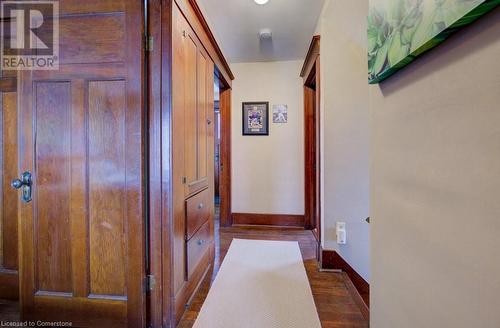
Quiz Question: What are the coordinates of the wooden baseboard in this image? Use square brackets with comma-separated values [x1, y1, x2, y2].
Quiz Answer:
[321, 248, 369, 316]
[232, 213, 305, 227]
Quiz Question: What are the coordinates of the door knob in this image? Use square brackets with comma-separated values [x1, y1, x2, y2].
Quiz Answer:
[11, 179, 23, 189]
[11, 171, 32, 203]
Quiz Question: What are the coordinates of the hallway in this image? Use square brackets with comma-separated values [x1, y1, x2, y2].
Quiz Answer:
[178, 225, 368, 328]
[1, 0, 499, 326]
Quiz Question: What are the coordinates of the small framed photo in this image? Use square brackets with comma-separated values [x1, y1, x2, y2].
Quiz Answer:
[242, 102, 269, 136]
[273, 104, 288, 123]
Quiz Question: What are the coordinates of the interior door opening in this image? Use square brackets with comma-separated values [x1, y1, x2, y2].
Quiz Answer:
[304, 58, 321, 256]
[214, 80, 221, 222]
[211, 76, 222, 277]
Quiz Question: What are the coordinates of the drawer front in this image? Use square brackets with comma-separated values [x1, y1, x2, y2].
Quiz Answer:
[185, 188, 210, 240]
[186, 221, 210, 280]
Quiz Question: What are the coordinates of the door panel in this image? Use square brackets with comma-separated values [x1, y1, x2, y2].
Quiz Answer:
[0, 76, 18, 300]
[88, 80, 127, 298]
[183, 21, 211, 196]
[1, 92, 17, 270]
[60, 17, 125, 64]
[172, 3, 187, 295]
[184, 33, 198, 195]
[35, 81, 73, 294]
[16, 1, 144, 326]
[197, 51, 208, 182]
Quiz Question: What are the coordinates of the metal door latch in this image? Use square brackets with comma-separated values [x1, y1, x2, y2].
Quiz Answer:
[11, 171, 32, 203]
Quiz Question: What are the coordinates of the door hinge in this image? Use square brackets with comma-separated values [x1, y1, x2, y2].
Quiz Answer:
[182, 176, 187, 184]
[145, 35, 154, 52]
[145, 274, 156, 292]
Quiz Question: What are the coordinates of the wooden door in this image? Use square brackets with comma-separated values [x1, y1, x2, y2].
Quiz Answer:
[0, 70, 18, 300]
[313, 60, 321, 242]
[214, 108, 220, 200]
[304, 82, 320, 240]
[183, 23, 199, 195]
[181, 15, 214, 197]
[218, 87, 232, 227]
[15, 1, 145, 327]
[304, 85, 314, 230]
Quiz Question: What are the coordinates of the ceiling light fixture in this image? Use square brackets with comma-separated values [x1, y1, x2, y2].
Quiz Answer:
[259, 28, 272, 40]
[254, 0, 269, 5]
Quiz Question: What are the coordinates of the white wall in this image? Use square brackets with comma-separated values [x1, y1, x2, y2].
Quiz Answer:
[315, 0, 371, 281]
[231, 60, 304, 215]
[370, 8, 500, 328]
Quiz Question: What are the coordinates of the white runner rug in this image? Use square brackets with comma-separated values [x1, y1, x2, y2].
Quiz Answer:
[193, 239, 322, 328]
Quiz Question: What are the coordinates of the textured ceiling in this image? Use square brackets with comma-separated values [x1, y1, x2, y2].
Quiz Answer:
[196, 0, 325, 63]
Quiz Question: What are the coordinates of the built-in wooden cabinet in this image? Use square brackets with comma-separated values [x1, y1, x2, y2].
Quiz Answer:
[171, 2, 216, 323]
[0, 0, 230, 326]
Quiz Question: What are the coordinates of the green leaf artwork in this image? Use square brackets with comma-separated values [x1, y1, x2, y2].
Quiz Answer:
[368, 0, 500, 84]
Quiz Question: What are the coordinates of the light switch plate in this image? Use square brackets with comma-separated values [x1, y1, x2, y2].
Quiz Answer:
[336, 222, 346, 231]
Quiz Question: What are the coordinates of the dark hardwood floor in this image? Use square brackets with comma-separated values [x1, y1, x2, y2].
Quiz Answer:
[0, 219, 368, 327]
[178, 221, 369, 328]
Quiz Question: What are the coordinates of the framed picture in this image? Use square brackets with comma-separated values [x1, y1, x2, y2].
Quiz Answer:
[273, 104, 288, 123]
[242, 102, 269, 136]
[368, 0, 498, 84]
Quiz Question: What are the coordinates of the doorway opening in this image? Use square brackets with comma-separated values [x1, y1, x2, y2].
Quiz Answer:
[213, 78, 221, 269]
[302, 36, 321, 254]
[214, 80, 221, 231]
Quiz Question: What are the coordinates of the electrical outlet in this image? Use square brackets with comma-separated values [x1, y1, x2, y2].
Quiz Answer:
[336, 221, 347, 245]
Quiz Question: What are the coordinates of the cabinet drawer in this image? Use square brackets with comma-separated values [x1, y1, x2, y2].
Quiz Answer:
[185, 188, 210, 240]
[186, 221, 210, 280]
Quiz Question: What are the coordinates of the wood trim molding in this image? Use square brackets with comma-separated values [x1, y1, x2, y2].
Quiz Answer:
[187, 0, 234, 81]
[175, 0, 234, 85]
[232, 213, 305, 227]
[342, 271, 369, 321]
[147, 0, 171, 326]
[300, 35, 320, 79]
[321, 248, 370, 314]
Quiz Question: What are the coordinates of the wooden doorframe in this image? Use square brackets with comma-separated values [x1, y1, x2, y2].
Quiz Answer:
[146, 0, 168, 327]
[301, 36, 321, 247]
